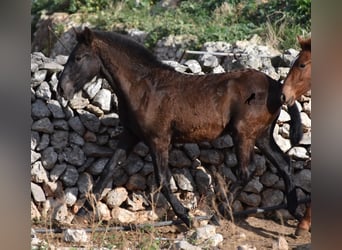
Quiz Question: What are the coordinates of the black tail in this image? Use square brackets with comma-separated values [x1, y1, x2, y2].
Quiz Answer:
[288, 104, 303, 146]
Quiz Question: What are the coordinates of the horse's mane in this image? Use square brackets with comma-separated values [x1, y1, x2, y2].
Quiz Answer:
[93, 30, 174, 70]
[299, 38, 311, 51]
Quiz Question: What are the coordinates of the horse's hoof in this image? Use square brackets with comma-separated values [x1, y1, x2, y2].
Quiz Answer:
[295, 227, 310, 236]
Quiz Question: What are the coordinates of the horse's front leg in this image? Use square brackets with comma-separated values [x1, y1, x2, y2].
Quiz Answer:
[255, 123, 300, 220]
[93, 130, 139, 199]
[150, 141, 191, 227]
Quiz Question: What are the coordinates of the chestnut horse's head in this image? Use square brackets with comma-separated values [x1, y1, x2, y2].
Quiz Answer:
[57, 27, 101, 100]
[281, 36, 311, 106]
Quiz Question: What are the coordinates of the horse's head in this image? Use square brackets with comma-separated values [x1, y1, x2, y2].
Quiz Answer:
[58, 27, 101, 100]
[281, 37, 311, 106]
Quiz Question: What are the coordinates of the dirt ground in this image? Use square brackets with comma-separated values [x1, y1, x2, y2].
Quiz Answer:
[33, 212, 311, 249]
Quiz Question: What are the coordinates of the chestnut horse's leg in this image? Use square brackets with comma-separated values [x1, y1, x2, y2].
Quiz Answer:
[93, 130, 139, 199]
[256, 121, 301, 220]
[295, 204, 311, 236]
[149, 138, 191, 227]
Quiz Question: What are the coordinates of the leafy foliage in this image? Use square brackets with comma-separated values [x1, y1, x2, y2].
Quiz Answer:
[31, 0, 311, 50]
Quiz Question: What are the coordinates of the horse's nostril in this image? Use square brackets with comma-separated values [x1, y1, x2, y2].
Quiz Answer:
[280, 93, 286, 104]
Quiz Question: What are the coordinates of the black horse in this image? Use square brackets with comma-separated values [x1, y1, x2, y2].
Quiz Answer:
[58, 27, 302, 227]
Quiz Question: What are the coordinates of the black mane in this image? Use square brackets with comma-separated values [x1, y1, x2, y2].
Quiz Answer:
[93, 30, 174, 70]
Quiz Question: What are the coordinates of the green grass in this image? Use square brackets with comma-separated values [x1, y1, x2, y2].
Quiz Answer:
[32, 0, 311, 52]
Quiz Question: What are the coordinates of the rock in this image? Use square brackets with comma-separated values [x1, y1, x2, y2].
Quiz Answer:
[32, 117, 54, 134]
[63, 145, 86, 166]
[272, 236, 289, 250]
[183, 143, 200, 160]
[64, 187, 78, 206]
[31, 182, 46, 202]
[41, 147, 58, 170]
[100, 113, 120, 127]
[31, 161, 49, 183]
[83, 78, 102, 99]
[31, 150, 41, 164]
[105, 187, 128, 208]
[169, 149, 192, 168]
[35, 81, 51, 100]
[69, 95, 90, 109]
[260, 172, 279, 187]
[238, 192, 261, 207]
[82, 142, 114, 157]
[212, 134, 234, 149]
[244, 177, 263, 193]
[31, 99, 51, 119]
[200, 149, 224, 165]
[77, 172, 93, 195]
[288, 146, 310, 160]
[93, 88, 112, 112]
[261, 188, 284, 207]
[47, 99, 65, 118]
[60, 165, 79, 187]
[95, 201, 111, 221]
[195, 224, 217, 240]
[63, 229, 88, 243]
[87, 158, 108, 175]
[50, 130, 69, 151]
[68, 116, 86, 135]
[173, 168, 196, 192]
[124, 153, 145, 175]
[174, 240, 201, 250]
[294, 169, 311, 192]
[69, 131, 85, 146]
[31, 131, 40, 150]
[77, 109, 101, 132]
[184, 59, 202, 74]
[37, 133, 50, 151]
[125, 174, 146, 191]
[111, 207, 136, 224]
[50, 163, 67, 182]
[224, 149, 238, 168]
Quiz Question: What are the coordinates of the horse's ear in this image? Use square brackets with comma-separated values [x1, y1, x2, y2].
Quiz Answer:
[82, 27, 94, 46]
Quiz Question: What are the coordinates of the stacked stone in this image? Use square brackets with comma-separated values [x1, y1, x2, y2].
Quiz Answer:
[31, 38, 311, 226]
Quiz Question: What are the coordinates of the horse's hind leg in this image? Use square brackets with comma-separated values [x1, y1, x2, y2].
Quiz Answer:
[295, 204, 311, 236]
[255, 122, 300, 220]
[93, 130, 139, 199]
[150, 139, 191, 227]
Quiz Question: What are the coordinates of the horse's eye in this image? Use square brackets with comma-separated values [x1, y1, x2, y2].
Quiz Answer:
[299, 63, 306, 68]
[75, 55, 83, 62]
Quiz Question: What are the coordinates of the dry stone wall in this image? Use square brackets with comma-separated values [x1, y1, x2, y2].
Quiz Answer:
[31, 36, 311, 226]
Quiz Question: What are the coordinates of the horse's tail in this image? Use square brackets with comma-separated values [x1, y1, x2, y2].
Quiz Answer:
[288, 104, 303, 146]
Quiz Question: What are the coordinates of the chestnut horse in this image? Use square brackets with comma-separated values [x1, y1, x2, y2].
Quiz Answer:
[58, 27, 302, 227]
[282, 36, 311, 236]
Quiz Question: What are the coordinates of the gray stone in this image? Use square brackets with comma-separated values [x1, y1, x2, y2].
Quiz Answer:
[47, 99, 65, 118]
[124, 153, 145, 175]
[183, 143, 200, 160]
[199, 53, 219, 68]
[195, 224, 217, 240]
[31, 131, 40, 150]
[77, 109, 101, 132]
[100, 113, 120, 127]
[63, 145, 86, 166]
[31, 99, 51, 119]
[140, 162, 154, 176]
[172, 168, 195, 192]
[277, 109, 290, 123]
[35, 81, 52, 100]
[41, 147, 58, 170]
[60, 165, 79, 187]
[93, 88, 112, 112]
[212, 134, 234, 149]
[195, 167, 212, 195]
[50, 130, 69, 150]
[69, 131, 85, 146]
[260, 172, 279, 187]
[133, 142, 150, 157]
[32, 118, 54, 134]
[288, 146, 310, 160]
[184, 59, 202, 74]
[77, 172, 94, 195]
[31, 161, 49, 183]
[83, 78, 102, 99]
[32, 69, 47, 84]
[261, 188, 284, 207]
[169, 149, 192, 168]
[244, 177, 263, 193]
[49, 163, 67, 182]
[125, 174, 146, 191]
[52, 119, 69, 130]
[41, 61, 64, 72]
[105, 187, 128, 208]
[68, 116, 85, 135]
[224, 149, 238, 168]
[219, 164, 237, 182]
[31, 182, 46, 202]
[64, 187, 78, 206]
[294, 169, 311, 192]
[82, 143, 114, 157]
[63, 229, 88, 243]
[55, 55, 68, 65]
[174, 240, 201, 250]
[87, 158, 108, 175]
[300, 112, 311, 129]
[69, 95, 90, 109]
[200, 149, 224, 165]
[238, 192, 261, 207]
[31, 150, 41, 164]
